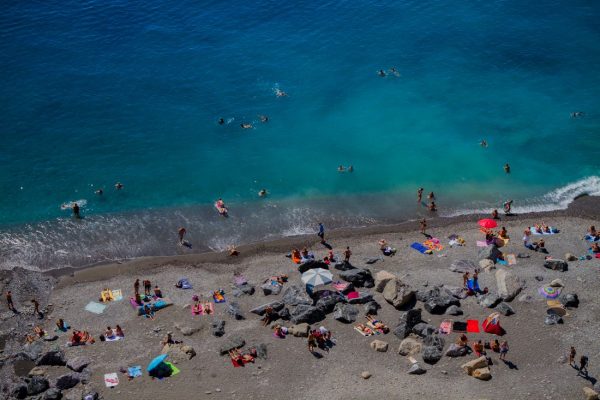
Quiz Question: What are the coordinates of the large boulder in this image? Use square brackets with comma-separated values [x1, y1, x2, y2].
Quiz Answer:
[11, 383, 27, 399]
[495, 269, 522, 301]
[374, 271, 396, 292]
[478, 245, 502, 262]
[393, 309, 422, 339]
[261, 283, 282, 296]
[211, 320, 225, 337]
[495, 302, 514, 316]
[282, 285, 313, 306]
[315, 293, 345, 314]
[370, 340, 389, 352]
[445, 344, 468, 357]
[422, 346, 443, 364]
[37, 350, 67, 367]
[560, 293, 579, 308]
[407, 363, 426, 375]
[583, 387, 599, 400]
[398, 337, 422, 356]
[43, 388, 62, 400]
[422, 287, 460, 314]
[545, 314, 563, 325]
[477, 293, 502, 308]
[226, 302, 245, 320]
[333, 303, 358, 323]
[443, 286, 467, 299]
[423, 334, 445, 350]
[287, 323, 309, 337]
[233, 283, 255, 297]
[27, 376, 49, 396]
[479, 259, 495, 272]
[218, 336, 246, 355]
[290, 305, 325, 325]
[544, 259, 568, 272]
[462, 356, 488, 375]
[339, 268, 374, 288]
[383, 279, 416, 310]
[472, 367, 492, 381]
[250, 301, 284, 315]
[54, 373, 80, 390]
[298, 260, 329, 273]
[449, 259, 476, 273]
[446, 305, 463, 316]
[364, 301, 381, 316]
[66, 356, 91, 373]
[412, 323, 436, 337]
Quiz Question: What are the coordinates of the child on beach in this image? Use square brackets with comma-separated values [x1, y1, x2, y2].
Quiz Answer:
[344, 247, 352, 264]
[420, 218, 427, 234]
[499, 341, 509, 360]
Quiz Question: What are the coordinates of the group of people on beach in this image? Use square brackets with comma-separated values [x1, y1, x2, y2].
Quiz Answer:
[417, 188, 437, 212]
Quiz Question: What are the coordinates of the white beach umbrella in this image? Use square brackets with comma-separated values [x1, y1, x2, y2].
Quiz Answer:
[301, 268, 333, 287]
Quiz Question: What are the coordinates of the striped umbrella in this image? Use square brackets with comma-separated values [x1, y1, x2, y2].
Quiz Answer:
[538, 286, 562, 299]
[301, 268, 333, 287]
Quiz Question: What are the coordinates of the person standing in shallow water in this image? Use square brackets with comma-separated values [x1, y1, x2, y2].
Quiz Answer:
[178, 227, 186, 244]
[318, 223, 325, 243]
[420, 218, 427, 234]
[72, 203, 80, 218]
[417, 188, 424, 203]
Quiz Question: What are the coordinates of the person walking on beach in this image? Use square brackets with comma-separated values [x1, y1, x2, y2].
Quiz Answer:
[318, 223, 325, 243]
[504, 200, 513, 214]
[134, 279, 140, 296]
[569, 346, 577, 366]
[6, 291, 14, 312]
[178, 227, 186, 244]
[72, 203, 80, 219]
[420, 218, 427, 234]
[344, 246, 352, 264]
[504, 163, 510, 174]
[499, 341, 509, 360]
[417, 188, 424, 203]
[578, 355, 589, 377]
[308, 330, 317, 352]
[143, 280, 151, 296]
[31, 299, 41, 318]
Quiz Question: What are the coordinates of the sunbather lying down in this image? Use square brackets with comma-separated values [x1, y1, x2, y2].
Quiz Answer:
[100, 289, 114, 302]
[355, 323, 374, 336]
[366, 315, 389, 333]
[229, 348, 256, 366]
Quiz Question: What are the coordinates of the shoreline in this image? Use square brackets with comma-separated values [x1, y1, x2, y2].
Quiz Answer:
[50, 194, 600, 287]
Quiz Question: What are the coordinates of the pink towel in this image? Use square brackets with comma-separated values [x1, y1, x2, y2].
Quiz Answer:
[476, 241, 488, 247]
[346, 291, 359, 300]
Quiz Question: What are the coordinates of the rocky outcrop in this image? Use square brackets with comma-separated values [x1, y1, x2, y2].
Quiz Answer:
[495, 302, 514, 316]
[472, 367, 492, 380]
[261, 282, 282, 296]
[544, 259, 568, 272]
[449, 259, 476, 273]
[383, 279, 416, 310]
[290, 305, 325, 325]
[333, 303, 358, 323]
[339, 268, 374, 288]
[54, 373, 80, 390]
[393, 309, 422, 339]
[212, 320, 225, 337]
[374, 271, 396, 292]
[445, 344, 468, 357]
[26, 376, 49, 396]
[250, 301, 284, 315]
[226, 302, 245, 320]
[364, 301, 381, 316]
[495, 269, 522, 301]
[315, 293, 345, 314]
[478, 293, 502, 308]
[37, 350, 67, 367]
[218, 336, 246, 355]
[462, 356, 488, 375]
[407, 363, 426, 375]
[282, 285, 312, 306]
[66, 356, 90, 373]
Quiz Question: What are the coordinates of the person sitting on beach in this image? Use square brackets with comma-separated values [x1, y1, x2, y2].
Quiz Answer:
[34, 326, 45, 338]
[161, 332, 174, 347]
[291, 248, 302, 263]
[262, 306, 274, 327]
[105, 326, 115, 339]
[457, 334, 468, 347]
[523, 229, 537, 251]
[300, 247, 314, 262]
[591, 243, 600, 253]
[56, 319, 68, 332]
[323, 256, 331, 265]
[154, 286, 163, 298]
[428, 201, 437, 212]
[319, 326, 332, 341]
[590, 226, 597, 236]
[101, 288, 114, 302]
[473, 340, 485, 357]
[491, 339, 500, 352]
[462, 272, 470, 288]
[143, 304, 155, 320]
[273, 325, 286, 338]
[327, 250, 335, 263]
[115, 325, 124, 337]
[192, 301, 202, 314]
[378, 239, 397, 256]
[203, 302, 212, 315]
[498, 227, 509, 240]
[70, 330, 82, 345]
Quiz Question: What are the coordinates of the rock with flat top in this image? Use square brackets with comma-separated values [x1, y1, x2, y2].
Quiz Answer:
[495, 269, 522, 301]
[383, 279, 415, 309]
[333, 303, 358, 323]
[218, 336, 245, 355]
[290, 305, 325, 325]
[544, 259, 568, 272]
[250, 301, 284, 315]
[407, 363, 426, 375]
[282, 285, 312, 306]
[375, 271, 396, 292]
[370, 340, 389, 352]
[450, 259, 476, 273]
[462, 356, 488, 375]
[288, 323, 309, 337]
[339, 268, 374, 288]
[54, 373, 80, 390]
[37, 350, 67, 367]
[67, 356, 91, 372]
[472, 367, 492, 380]
[398, 337, 422, 356]
[445, 343, 468, 357]
[584, 387, 600, 400]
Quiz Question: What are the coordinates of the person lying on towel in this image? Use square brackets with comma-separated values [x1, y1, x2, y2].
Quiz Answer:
[366, 315, 389, 333]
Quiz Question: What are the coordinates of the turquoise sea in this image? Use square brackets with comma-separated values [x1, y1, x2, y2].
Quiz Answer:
[1, 0, 599, 270]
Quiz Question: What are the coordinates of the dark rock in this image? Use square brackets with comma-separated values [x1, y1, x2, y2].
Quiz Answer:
[78, 368, 91, 384]
[253, 343, 267, 360]
[347, 292, 373, 304]
[298, 260, 330, 273]
[339, 268, 374, 288]
[226, 302, 245, 320]
[544, 314, 563, 325]
[334, 261, 355, 271]
[315, 293, 345, 314]
[477, 293, 502, 308]
[535, 276, 544, 281]
[54, 373, 80, 390]
[27, 376, 49, 395]
[238, 284, 255, 296]
[445, 305, 463, 316]
[282, 285, 312, 306]
[260, 282, 282, 296]
[211, 320, 225, 337]
[250, 301, 284, 315]
[82, 391, 98, 400]
[495, 302, 514, 316]
[412, 322, 436, 337]
[445, 343, 468, 357]
[560, 293, 579, 308]
[66, 356, 91, 373]
[423, 334, 445, 350]
[393, 309, 422, 339]
[478, 245, 502, 262]
[364, 301, 381, 316]
[544, 259, 568, 272]
[333, 303, 359, 323]
[290, 305, 325, 325]
[443, 286, 467, 299]
[218, 336, 246, 355]
[420, 287, 460, 314]
[407, 363, 426, 375]
[449, 259, 476, 273]
[12, 383, 27, 399]
[422, 346, 443, 364]
[43, 388, 62, 400]
[276, 307, 291, 320]
[36, 350, 67, 367]
[42, 335, 58, 342]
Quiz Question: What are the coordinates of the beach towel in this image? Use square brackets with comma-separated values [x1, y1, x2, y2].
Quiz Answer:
[129, 297, 143, 309]
[439, 320, 453, 335]
[354, 325, 374, 336]
[164, 361, 180, 376]
[410, 242, 429, 254]
[452, 321, 467, 332]
[153, 299, 171, 310]
[104, 373, 119, 387]
[85, 301, 106, 314]
[213, 291, 226, 303]
[176, 278, 193, 289]
[127, 366, 142, 378]
[496, 259, 508, 266]
[346, 291, 359, 300]
[332, 281, 349, 292]
[111, 289, 123, 301]
[100, 290, 114, 302]
[530, 227, 559, 235]
[507, 254, 516, 265]
[476, 241, 488, 247]
[105, 335, 124, 342]
[423, 239, 444, 251]
[466, 319, 480, 333]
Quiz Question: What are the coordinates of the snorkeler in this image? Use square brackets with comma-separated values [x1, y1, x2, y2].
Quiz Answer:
[337, 165, 345, 172]
[480, 139, 488, 147]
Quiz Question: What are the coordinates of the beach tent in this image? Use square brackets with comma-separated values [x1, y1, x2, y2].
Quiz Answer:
[482, 312, 504, 335]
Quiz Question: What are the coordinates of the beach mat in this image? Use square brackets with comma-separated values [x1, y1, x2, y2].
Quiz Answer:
[85, 301, 106, 314]
[105, 335, 124, 342]
[104, 373, 119, 387]
[410, 242, 429, 254]
[530, 227, 559, 235]
[476, 241, 488, 247]
[213, 293, 226, 303]
[466, 320, 480, 333]
[452, 321, 467, 332]
[439, 320, 452, 335]
[111, 289, 123, 301]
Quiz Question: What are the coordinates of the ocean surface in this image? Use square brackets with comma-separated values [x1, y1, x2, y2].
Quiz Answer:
[1, 0, 599, 270]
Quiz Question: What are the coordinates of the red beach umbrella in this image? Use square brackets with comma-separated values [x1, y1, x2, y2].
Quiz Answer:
[478, 219, 497, 229]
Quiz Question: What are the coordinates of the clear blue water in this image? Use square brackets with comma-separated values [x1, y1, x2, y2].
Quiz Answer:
[1, 0, 599, 270]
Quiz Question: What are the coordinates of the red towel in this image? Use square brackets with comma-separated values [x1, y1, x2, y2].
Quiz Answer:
[466, 320, 480, 333]
[346, 291, 359, 300]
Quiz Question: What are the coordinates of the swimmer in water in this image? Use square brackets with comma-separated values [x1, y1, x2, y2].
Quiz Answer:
[504, 163, 511, 174]
[258, 189, 267, 197]
[480, 139, 488, 147]
[218, 118, 225, 125]
[348, 165, 354, 172]
[115, 182, 123, 190]
[417, 188, 424, 203]
[570, 111, 584, 118]
[240, 123, 253, 129]
[275, 89, 288, 97]
[72, 203, 80, 218]
[259, 115, 269, 123]
[337, 165, 345, 172]
[378, 69, 386, 77]
[389, 67, 400, 77]
[95, 188, 103, 196]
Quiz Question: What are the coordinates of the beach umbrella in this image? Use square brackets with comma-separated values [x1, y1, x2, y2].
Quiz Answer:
[301, 268, 333, 287]
[538, 286, 562, 299]
[147, 354, 168, 372]
[478, 219, 497, 229]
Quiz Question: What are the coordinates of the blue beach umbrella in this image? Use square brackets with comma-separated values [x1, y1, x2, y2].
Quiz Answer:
[147, 354, 168, 372]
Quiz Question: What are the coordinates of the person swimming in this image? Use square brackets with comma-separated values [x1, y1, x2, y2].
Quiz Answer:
[258, 189, 267, 197]
[95, 188, 103, 196]
[275, 88, 287, 97]
[115, 182, 123, 190]
[259, 115, 269, 123]
[480, 139, 488, 147]
[378, 69, 386, 77]
[571, 111, 584, 118]
[504, 163, 511, 174]
[348, 165, 354, 172]
[240, 123, 253, 129]
[218, 118, 225, 125]
[389, 67, 400, 77]
[337, 165, 345, 172]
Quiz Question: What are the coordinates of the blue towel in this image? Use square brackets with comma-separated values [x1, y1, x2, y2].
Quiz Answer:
[410, 242, 428, 254]
[128, 366, 142, 378]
